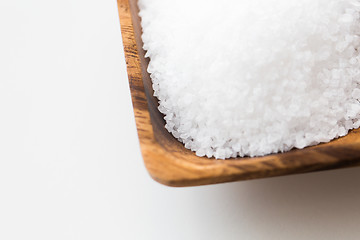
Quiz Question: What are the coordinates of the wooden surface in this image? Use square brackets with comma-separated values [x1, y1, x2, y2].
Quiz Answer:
[117, 0, 360, 187]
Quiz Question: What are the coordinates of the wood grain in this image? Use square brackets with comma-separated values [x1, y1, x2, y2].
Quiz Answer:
[117, 0, 360, 187]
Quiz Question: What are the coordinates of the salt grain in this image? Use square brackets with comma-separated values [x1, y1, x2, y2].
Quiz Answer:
[138, 0, 360, 159]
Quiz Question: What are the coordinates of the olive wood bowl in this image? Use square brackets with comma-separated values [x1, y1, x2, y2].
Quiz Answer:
[117, 0, 360, 187]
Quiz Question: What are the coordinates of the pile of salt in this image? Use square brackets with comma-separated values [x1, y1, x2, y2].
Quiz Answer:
[139, 0, 360, 159]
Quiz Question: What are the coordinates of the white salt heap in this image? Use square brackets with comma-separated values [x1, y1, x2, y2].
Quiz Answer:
[138, 0, 360, 159]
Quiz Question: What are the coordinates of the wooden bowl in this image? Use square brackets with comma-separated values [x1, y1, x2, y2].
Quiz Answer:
[117, 0, 360, 187]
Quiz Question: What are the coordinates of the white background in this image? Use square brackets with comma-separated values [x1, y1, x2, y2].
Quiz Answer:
[1, 0, 360, 239]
